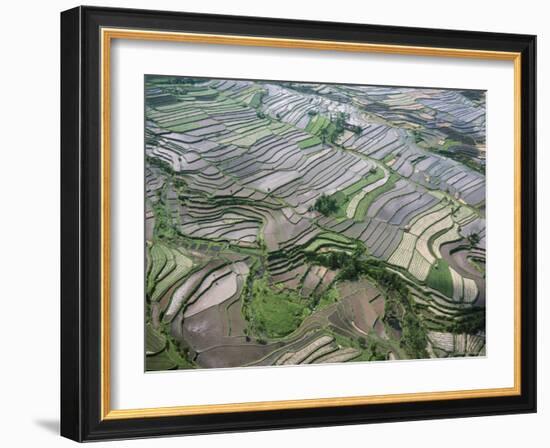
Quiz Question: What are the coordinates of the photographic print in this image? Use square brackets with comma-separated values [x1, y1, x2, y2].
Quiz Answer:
[144, 75, 486, 371]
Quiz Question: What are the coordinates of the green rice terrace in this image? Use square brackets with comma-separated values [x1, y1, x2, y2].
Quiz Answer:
[144, 75, 486, 371]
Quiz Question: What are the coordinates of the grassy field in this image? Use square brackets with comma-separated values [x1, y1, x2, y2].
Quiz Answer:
[354, 173, 399, 220]
[246, 276, 310, 339]
[346, 168, 385, 194]
[306, 114, 332, 135]
[298, 136, 322, 149]
[327, 168, 387, 218]
[426, 259, 454, 297]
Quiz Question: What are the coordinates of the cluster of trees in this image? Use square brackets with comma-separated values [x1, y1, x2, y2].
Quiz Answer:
[436, 149, 485, 175]
[412, 129, 424, 144]
[350, 124, 362, 135]
[358, 338, 387, 361]
[146, 155, 176, 175]
[313, 111, 351, 145]
[334, 111, 362, 135]
[312, 194, 339, 216]
[306, 246, 367, 281]
[467, 231, 481, 248]
[305, 245, 431, 358]
[326, 254, 428, 358]
[306, 249, 412, 291]
[362, 260, 429, 358]
[319, 126, 332, 144]
[241, 269, 310, 340]
[152, 200, 177, 241]
[362, 259, 408, 295]
[325, 111, 349, 144]
[401, 313, 428, 358]
[449, 308, 485, 335]
[333, 112, 347, 137]
[172, 178, 187, 190]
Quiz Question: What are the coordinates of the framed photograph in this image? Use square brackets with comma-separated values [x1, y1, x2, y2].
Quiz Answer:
[60, 6, 537, 441]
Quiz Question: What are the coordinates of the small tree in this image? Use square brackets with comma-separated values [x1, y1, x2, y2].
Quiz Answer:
[467, 232, 481, 248]
[313, 194, 338, 216]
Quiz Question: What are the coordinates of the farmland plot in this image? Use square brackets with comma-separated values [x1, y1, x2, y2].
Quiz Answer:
[144, 75, 486, 371]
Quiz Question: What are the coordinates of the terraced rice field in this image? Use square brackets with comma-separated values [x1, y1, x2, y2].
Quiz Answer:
[144, 75, 486, 371]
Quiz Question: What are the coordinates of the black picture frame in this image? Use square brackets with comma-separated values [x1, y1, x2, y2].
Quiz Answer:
[61, 5, 537, 442]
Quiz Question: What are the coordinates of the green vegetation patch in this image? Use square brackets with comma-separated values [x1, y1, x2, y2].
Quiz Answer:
[152, 196, 178, 241]
[426, 259, 454, 297]
[306, 114, 332, 135]
[146, 318, 197, 371]
[330, 191, 348, 214]
[449, 307, 485, 334]
[431, 138, 485, 174]
[382, 153, 396, 164]
[305, 112, 348, 144]
[307, 246, 366, 281]
[166, 120, 207, 133]
[328, 329, 389, 362]
[146, 350, 178, 370]
[246, 276, 310, 339]
[342, 168, 385, 197]
[150, 249, 193, 302]
[147, 244, 168, 295]
[268, 121, 291, 134]
[313, 194, 339, 216]
[400, 312, 429, 358]
[146, 324, 167, 355]
[440, 138, 462, 151]
[468, 256, 486, 277]
[230, 128, 273, 147]
[302, 232, 354, 253]
[326, 168, 387, 217]
[146, 338, 195, 371]
[314, 287, 340, 311]
[354, 173, 399, 220]
[298, 135, 322, 149]
[248, 90, 266, 108]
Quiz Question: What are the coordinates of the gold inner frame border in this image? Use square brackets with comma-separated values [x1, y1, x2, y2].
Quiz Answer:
[99, 27, 522, 420]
